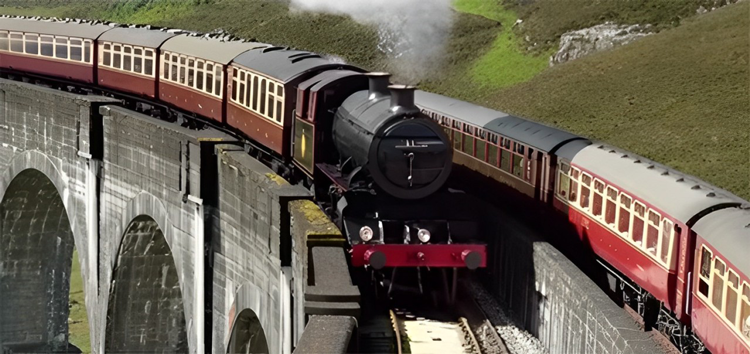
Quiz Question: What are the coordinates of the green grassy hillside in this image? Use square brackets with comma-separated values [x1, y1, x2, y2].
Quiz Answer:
[483, 1, 749, 199]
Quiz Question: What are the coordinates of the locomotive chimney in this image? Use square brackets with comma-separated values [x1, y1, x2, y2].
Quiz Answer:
[365, 72, 391, 100]
[388, 84, 418, 112]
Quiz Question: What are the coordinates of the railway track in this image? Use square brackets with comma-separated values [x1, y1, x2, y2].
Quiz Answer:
[388, 295, 509, 354]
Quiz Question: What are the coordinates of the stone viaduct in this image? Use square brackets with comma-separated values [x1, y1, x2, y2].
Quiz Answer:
[0, 79, 359, 354]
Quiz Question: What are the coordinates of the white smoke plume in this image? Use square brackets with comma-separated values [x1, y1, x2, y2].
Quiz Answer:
[289, 0, 455, 83]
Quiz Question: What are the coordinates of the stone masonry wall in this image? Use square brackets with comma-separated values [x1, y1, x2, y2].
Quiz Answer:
[486, 207, 664, 354]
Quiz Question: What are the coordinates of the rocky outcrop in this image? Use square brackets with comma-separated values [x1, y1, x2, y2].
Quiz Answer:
[549, 22, 653, 66]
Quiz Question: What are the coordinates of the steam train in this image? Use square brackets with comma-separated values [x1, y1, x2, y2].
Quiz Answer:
[0, 16, 487, 282]
[414, 90, 750, 354]
[2, 15, 747, 353]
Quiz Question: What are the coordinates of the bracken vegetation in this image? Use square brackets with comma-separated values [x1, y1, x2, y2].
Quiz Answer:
[482, 2, 749, 199]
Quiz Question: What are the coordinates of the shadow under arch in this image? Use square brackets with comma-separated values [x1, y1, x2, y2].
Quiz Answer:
[227, 309, 269, 354]
[0, 168, 79, 352]
[104, 214, 188, 352]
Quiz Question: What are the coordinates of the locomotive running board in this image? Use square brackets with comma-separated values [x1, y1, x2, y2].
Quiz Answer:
[317, 163, 350, 191]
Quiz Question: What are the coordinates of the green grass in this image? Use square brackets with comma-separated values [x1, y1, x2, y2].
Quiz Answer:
[69, 249, 90, 353]
[482, 1, 750, 199]
[453, 0, 550, 90]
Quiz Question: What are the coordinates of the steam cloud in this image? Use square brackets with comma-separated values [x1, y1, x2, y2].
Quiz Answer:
[289, 0, 455, 83]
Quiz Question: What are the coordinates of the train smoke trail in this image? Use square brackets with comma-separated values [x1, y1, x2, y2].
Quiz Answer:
[289, 0, 455, 83]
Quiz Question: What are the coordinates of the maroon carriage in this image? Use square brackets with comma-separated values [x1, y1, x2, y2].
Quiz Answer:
[157, 35, 267, 123]
[96, 27, 175, 98]
[562, 144, 740, 319]
[691, 207, 750, 354]
[226, 48, 359, 156]
[0, 18, 110, 83]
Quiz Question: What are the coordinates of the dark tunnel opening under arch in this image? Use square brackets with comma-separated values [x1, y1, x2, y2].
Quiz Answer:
[0, 168, 81, 353]
[227, 309, 269, 354]
[105, 214, 188, 353]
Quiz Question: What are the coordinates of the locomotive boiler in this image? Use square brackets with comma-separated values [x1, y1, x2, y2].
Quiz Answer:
[331, 73, 453, 200]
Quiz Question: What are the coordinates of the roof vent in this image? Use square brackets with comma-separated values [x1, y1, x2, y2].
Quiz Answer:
[706, 192, 716, 197]
[365, 72, 391, 100]
[290, 54, 321, 63]
[263, 46, 285, 53]
[661, 171, 669, 176]
[633, 159, 641, 164]
[621, 154, 628, 158]
[676, 178, 684, 182]
[647, 165, 655, 169]
[691, 185, 701, 190]
[389, 84, 419, 114]
[598, 145, 605, 149]
[609, 150, 616, 153]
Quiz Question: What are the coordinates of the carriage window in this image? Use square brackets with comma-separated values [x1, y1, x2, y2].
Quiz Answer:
[741, 283, 750, 340]
[726, 270, 740, 325]
[268, 95, 275, 121]
[501, 150, 512, 173]
[179, 56, 186, 84]
[54, 37, 68, 60]
[206, 69, 214, 95]
[162, 53, 170, 79]
[170, 61, 178, 82]
[10, 33, 22, 53]
[513, 154, 524, 179]
[252, 76, 259, 110]
[592, 180, 604, 217]
[69, 39, 82, 62]
[196, 61, 204, 91]
[476, 140, 486, 162]
[260, 78, 267, 114]
[187, 58, 195, 87]
[276, 101, 283, 123]
[267, 81, 276, 119]
[113, 44, 122, 68]
[24, 34, 38, 55]
[568, 169, 579, 202]
[85, 40, 92, 63]
[41, 35, 53, 57]
[123, 46, 132, 71]
[558, 167, 571, 198]
[463, 126, 474, 156]
[631, 202, 646, 246]
[698, 246, 712, 297]
[215, 65, 222, 96]
[488, 145, 498, 166]
[579, 173, 592, 210]
[605, 187, 618, 225]
[453, 130, 462, 150]
[661, 220, 674, 264]
[144, 49, 153, 76]
[713, 258, 726, 309]
[618, 194, 631, 234]
[646, 210, 660, 256]
[0, 32, 8, 51]
[245, 73, 252, 107]
[133, 47, 143, 73]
